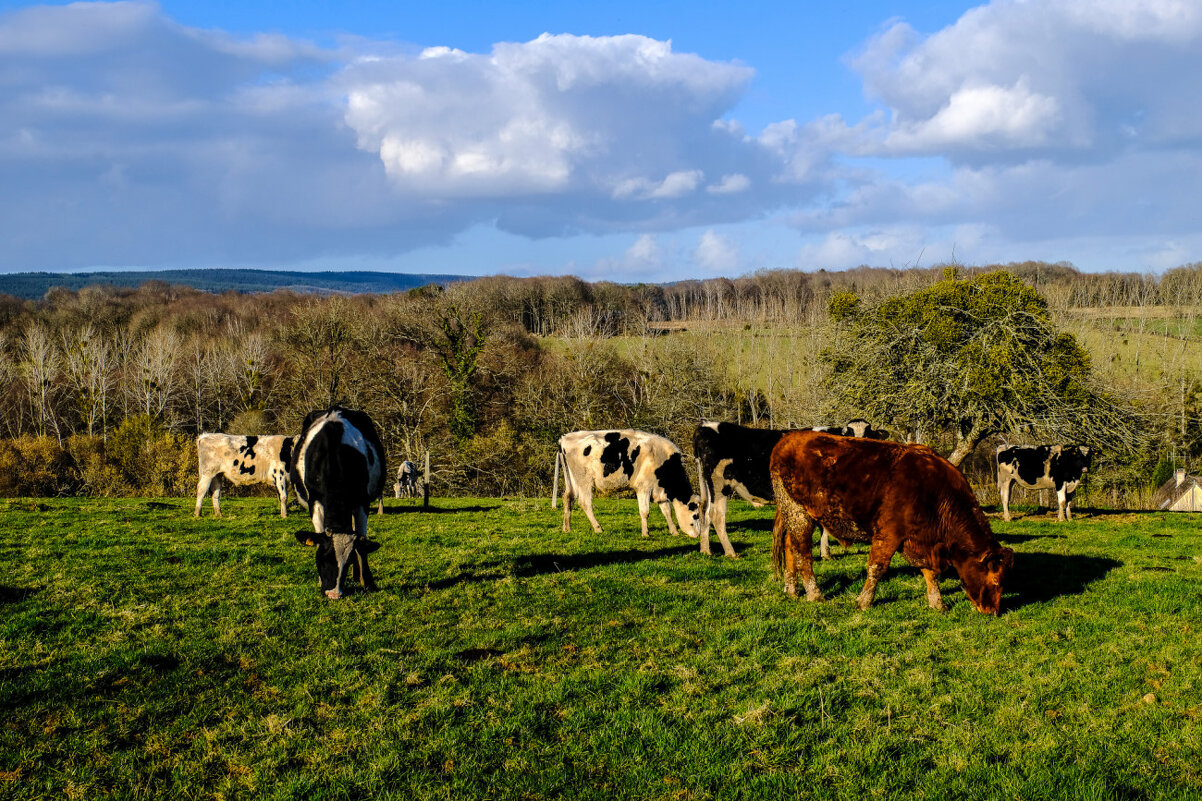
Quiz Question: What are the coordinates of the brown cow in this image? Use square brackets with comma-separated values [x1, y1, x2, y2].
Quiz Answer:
[769, 430, 1013, 614]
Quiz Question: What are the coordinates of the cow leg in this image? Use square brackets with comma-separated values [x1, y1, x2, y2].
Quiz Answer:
[209, 475, 224, 518]
[998, 477, 1013, 521]
[195, 473, 215, 517]
[377, 496, 384, 516]
[706, 494, 738, 558]
[772, 484, 822, 601]
[921, 568, 946, 611]
[819, 527, 831, 560]
[636, 491, 652, 537]
[275, 475, 288, 518]
[561, 481, 573, 532]
[311, 500, 326, 534]
[354, 507, 369, 538]
[657, 499, 679, 537]
[857, 540, 897, 610]
[1057, 486, 1069, 521]
[577, 485, 603, 534]
[354, 546, 377, 592]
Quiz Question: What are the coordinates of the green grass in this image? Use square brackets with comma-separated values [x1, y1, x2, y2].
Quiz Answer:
[2, 497, 1201, 800]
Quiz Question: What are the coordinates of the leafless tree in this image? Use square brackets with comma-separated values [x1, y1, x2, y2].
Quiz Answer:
[60, 324, 115, 437]
[20, 323, 63, 442]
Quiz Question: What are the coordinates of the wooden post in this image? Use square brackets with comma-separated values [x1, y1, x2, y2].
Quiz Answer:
[423, 450, 431, 508]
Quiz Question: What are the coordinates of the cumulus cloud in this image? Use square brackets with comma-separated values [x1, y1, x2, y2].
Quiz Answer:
[5, 0, 1202, 276]
[0, 4, 830, 270]
[694, 230, 739, 274]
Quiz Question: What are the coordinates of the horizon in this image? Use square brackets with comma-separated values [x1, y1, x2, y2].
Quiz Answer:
[3, 1, 1202, 280]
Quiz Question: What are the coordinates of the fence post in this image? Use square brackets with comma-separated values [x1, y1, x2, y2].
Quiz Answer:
[423, 450, 431, 508]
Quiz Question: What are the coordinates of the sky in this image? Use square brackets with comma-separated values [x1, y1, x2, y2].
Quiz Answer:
[2, 0, 1201, 282]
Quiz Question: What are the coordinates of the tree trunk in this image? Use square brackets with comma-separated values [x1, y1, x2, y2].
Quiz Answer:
[948, 421, 990, 467]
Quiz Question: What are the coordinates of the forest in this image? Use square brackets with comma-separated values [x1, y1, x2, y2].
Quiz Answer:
[0, 261, 1198, 507]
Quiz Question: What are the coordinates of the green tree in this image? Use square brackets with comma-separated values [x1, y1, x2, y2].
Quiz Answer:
[825, 270, 1127, 465]
[435, 306, 486, 442]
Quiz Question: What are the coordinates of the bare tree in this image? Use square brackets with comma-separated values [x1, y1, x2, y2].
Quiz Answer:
[21, 324, 63, 442]
[60, 324, 116, 438]
[130, 327, 180, 422]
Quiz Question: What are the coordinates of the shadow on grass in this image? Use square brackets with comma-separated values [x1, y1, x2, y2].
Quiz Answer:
[1004, 552, 1122, 611]
[994, 531, 1068, 545]
[380, 504, 501, 515]
[0, 585, 41, 603]
[426, 545, 696, 590]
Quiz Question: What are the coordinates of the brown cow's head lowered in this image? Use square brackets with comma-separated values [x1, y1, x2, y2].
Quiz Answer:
[958, 546, 1015, 615]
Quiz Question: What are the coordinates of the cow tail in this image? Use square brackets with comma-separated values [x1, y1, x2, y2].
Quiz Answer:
[770, 472, 789, 578]
[552, 449, 562, 508]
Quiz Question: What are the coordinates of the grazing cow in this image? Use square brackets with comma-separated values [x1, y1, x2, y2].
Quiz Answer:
[290, 406, 386, 599]
[555, 429, 702, 539]
[810, 418, 890, 439]
[194, 434, 294, 518]
[393, 460, 420, 499]
[693, 419, 889, 559]
[770, 430, 1014, 614]
[997, 444, 1092, 521]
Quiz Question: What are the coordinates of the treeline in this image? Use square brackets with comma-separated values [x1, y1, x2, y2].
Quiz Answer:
[0, 262, 1197, 503]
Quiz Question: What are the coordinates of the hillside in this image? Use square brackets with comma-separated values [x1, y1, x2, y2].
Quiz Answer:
[0, 268, 474, 299]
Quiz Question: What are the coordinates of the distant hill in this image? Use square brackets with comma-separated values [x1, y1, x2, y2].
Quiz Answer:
[0, 269, 475, 300]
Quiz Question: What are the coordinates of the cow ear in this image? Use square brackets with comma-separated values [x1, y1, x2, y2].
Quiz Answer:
[295, 530, 330, 547]
[359, 538, 382, 554]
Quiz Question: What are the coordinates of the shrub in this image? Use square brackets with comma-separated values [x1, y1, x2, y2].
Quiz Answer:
[0, 436, 79, 497]
[66, 435, 126, 497]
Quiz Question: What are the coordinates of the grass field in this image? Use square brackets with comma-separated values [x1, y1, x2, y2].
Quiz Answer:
[2, 496, 1201, 800]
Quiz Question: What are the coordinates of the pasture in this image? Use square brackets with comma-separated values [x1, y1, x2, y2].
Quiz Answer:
[2, 496, 1200, 800]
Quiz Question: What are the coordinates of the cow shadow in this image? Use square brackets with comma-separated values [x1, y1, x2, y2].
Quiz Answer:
[0, 585, 41, 604]
[425, 545, 696, 591]
[1004, 552, 1122, 611]
[994, 532, 1067, 545]
[380, 504, 501, 515]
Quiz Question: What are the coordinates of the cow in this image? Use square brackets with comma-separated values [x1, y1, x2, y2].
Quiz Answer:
[290, 406, 387, 599]
[554, 429, 702, 539]
[770, 430, 1014, 614]
[393, 460, 420, 499]
[194, 433, 294, 518]
[692, 419, 889, 559]
[997, 444, 1092, 522]
[810, 419, 890, 439]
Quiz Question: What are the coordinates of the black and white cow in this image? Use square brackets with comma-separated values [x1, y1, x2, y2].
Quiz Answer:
[693, 419, 889, 558]
[997, 444, 1092, 522]
[194, 433, 294, 518]
[290, 406, 387, 599]
[809, 419, 890, 439]
[393, 460, 420, 499]
[554, 429, 702, 539]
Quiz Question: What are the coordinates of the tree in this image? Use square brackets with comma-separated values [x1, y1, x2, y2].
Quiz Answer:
[824, 270, 1128, 466]
[434, 306, 486, 441]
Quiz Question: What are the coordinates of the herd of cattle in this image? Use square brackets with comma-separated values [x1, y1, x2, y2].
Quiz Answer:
[194, 406, 1094, 612]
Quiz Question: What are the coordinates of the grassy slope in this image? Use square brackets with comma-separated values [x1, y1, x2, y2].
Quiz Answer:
[1, 497, 1200, 800]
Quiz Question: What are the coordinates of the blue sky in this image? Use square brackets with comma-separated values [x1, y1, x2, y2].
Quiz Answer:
[2, 0, 1201, 281]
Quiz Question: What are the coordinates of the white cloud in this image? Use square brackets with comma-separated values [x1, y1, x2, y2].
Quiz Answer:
[694, 230, 739, 274]
[707, 173, 750, 194]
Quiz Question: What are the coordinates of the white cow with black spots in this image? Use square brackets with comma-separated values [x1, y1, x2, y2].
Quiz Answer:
[553, 429, 701, 539]
[194, 433, 294, 518]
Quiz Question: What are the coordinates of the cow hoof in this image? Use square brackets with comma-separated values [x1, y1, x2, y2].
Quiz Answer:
[725, 553, 741, 560]
[324, 590, 343, 600]
[807, 591, 825, 603]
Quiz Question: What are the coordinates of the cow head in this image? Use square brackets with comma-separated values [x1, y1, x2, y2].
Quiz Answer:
[294, 530, 380, 599]
[961, 546, 1014, 615]
[671, 495, 704, 538]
